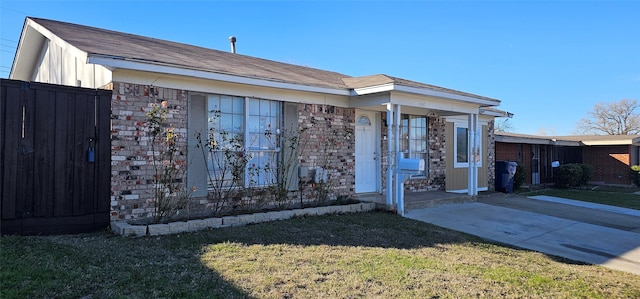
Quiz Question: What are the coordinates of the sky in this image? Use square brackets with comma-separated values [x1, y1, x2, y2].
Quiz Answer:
[1, 1, 638, 136]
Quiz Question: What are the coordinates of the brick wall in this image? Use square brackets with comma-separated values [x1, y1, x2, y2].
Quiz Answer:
[486, 121, 496, 190]
[496, 142, 532, 185]
[380, 113, 447, 192]
[110, 89, 357, 221]
[297, 104, 356, 200]
[110, 82, 188, 221]
[582, 145, 632, 185]
[496, 142, 521, 162]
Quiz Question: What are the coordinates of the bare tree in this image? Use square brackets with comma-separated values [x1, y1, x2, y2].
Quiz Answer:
[494, 118, 515, 133]
[534, 126, 557, 136]
[574, 99, 640, 135]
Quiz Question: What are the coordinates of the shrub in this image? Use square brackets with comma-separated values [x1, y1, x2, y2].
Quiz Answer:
[631, 165, 640, 186]
[513, 162, 526, 190]
[578, 164, 593, 185]
[556, 164, 583, 188]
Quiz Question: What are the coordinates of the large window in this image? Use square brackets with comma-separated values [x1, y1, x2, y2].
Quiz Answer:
[206, 95, 281, 188]
[400, 114, 428, 177]
[453, 123, 482, 168]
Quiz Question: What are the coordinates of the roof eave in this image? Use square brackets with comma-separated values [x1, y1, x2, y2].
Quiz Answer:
[580, 140, 638, 146]
[87, 54, 352, 96]
[495, 134, 581, 146]
[350, 83, 500, 107]
[480, 108, 513, 118]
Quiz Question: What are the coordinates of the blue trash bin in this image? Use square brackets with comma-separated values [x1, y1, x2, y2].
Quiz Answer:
[495, 161, 516, 193]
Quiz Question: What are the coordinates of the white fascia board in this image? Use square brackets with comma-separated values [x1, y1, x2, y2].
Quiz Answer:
[88, 55, 351, 96]
[350, 83, 395, 95]
[495, 135, 555, 145]
[394, 85, 500, 107]
[553, 140, 581, 146]
[480, 108, 511, 117]
[581, 140, 636, 146]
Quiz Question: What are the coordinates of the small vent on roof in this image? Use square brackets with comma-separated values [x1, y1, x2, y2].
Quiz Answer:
[229, 36, 237, 53]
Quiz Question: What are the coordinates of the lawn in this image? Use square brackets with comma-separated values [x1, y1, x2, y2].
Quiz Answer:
[521, 186, 640, 210]
[2, 212, 639, 298]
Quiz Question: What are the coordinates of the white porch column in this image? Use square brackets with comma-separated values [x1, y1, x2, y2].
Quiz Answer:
[386, 104, 393, 206]
[394, 104, 403, 214]
[467, 113, 479, 196]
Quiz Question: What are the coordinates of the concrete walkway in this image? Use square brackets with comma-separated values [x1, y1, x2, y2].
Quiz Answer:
[404, 194, 640, 275]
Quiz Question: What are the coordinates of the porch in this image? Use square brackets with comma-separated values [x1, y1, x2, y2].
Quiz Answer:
[355, 190, 479, 212]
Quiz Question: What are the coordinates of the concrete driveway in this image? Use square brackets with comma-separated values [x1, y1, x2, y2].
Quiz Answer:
[404, 194, 640, 275]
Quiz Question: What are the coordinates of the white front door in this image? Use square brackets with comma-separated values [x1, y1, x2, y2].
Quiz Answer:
[355, 111, 378, 193]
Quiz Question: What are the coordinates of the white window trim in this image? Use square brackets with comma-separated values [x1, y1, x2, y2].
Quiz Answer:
[400, 114, 429, 178]
[452, 120, 484, 169]
[206, 95, 282, 188]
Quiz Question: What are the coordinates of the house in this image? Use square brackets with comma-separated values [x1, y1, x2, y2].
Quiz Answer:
[496, 132, 640, 186]
[10, 17, 509, 221]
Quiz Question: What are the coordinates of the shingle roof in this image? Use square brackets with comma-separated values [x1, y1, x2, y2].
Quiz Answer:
[30, 17, 351, 90]
[27, 17, 500, 104]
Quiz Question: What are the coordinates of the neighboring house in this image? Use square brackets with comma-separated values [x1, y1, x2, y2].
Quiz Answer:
[496, 132, 640, 186]
[10, 17, 509, 220]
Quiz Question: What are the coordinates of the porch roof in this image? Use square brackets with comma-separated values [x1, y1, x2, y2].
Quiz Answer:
[343, 74, 500, 106]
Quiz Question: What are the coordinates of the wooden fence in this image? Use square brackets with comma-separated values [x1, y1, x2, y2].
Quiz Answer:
[1, 79, 111, 235]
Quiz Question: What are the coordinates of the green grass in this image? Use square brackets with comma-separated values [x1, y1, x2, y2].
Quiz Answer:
[521, 186, 640, 210]
[2, 212, 639, 298]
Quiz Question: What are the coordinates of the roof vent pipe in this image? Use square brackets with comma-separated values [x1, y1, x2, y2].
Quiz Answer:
[229, 36, 237, 53]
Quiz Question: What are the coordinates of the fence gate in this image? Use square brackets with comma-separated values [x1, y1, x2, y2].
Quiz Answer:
[1, 79, 111, 235]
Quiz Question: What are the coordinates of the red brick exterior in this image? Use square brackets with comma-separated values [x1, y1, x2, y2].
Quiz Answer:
[110, 83, 188, 221]
[297, 104, 356, 200]
[582, 145, 632, 185]
[497, 141, 635, 186]
[109, 83, 357, 221]
[379, 113, 448, 192]
[495, 142, 533, 185]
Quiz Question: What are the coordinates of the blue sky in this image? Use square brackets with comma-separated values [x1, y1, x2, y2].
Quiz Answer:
[1, 1, 638, 136]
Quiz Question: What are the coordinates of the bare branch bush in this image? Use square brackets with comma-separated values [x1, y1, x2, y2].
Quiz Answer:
[147, 102, 192, 223]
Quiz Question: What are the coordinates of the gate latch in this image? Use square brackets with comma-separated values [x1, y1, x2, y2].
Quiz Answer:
[87, 138, 95, 163]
